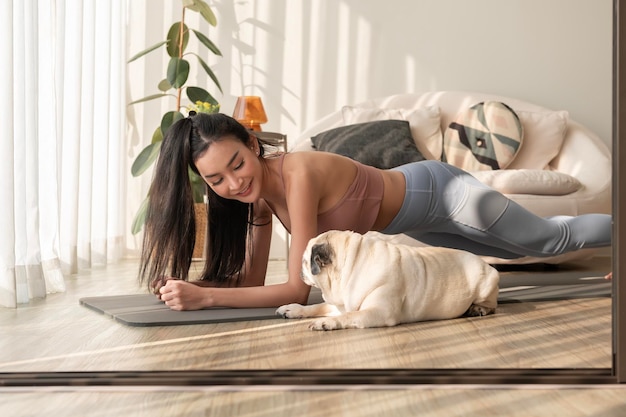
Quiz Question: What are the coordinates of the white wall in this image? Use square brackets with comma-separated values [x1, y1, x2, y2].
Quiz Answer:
[126, 0, 613, 258]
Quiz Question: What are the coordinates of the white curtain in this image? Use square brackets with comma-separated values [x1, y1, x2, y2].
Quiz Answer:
[0, 0, 127, 308]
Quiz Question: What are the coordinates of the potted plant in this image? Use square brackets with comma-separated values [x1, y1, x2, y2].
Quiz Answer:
[128, 0, 222, 245]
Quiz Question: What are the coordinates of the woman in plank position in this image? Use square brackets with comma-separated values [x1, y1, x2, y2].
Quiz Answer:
[139, 112, 612, 310]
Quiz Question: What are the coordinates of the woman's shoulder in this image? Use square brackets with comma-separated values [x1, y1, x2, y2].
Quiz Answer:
[282, 151, 360, 192]
[284, 150, 355, 168]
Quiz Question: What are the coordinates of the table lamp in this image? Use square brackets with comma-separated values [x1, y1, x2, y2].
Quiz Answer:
[232, 96, 268, 131]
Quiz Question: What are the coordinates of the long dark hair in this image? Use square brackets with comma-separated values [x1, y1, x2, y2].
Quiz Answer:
[139, 113, 266, 289]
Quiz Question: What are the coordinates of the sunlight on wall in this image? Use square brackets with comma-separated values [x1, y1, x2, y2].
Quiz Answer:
[405, 55, 416, 93]
[280, 2, 304, 130]
[335, 3, 350, 108]
[353, 11, 372, 105]
[300, 1, 323, 131]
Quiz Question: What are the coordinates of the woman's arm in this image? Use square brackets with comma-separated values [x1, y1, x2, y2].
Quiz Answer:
[239, 199, 275, 287]
[158, 199, 312, 309]
[158, 280, 310, 310]
[281, 169, 322, 301]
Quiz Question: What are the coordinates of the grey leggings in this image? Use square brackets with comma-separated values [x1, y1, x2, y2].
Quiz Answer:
[380, 161, 611, 259]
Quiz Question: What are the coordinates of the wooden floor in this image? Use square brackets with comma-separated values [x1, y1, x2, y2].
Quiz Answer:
[1, 256, 624, 416]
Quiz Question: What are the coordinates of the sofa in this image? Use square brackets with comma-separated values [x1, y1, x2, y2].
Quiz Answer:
[292, 91, 612, 265]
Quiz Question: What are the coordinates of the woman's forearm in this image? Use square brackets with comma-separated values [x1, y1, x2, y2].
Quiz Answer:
[208, 281, 311, 308]
[160, 279, 310, 310]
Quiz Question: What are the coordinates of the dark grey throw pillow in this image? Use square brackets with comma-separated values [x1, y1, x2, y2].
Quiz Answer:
[310, 120, 425, 169]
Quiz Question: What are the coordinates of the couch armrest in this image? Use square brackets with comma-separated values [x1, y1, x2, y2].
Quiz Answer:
[548, 121, 611, 214]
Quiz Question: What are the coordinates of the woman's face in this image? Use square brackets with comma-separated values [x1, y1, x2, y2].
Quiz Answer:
[194, 136, 261, 203]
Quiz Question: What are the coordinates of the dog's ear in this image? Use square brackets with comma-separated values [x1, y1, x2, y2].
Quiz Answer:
[310, 243, 334, 275]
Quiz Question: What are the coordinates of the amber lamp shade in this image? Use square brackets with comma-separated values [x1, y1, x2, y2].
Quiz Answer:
[232, 96, 268, 131]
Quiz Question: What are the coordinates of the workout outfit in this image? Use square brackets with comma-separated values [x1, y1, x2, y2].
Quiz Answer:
[277, 154, 611, 259]
[316, 160, 384, 234]
[275, 153, 384, 234]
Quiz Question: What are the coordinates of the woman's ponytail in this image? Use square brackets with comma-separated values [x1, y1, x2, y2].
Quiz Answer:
[139, 116, 197, 287]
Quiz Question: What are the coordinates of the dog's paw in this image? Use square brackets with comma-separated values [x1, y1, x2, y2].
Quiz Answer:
[309, 317, 343, 331]
[465, 304, 496, 317]
[276, 303, 306, 319]
[309, 317, 367, 331]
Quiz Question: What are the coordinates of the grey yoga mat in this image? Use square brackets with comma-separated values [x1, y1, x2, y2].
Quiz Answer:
[80, 271, 610, 327]
[80, 287, 324, 327]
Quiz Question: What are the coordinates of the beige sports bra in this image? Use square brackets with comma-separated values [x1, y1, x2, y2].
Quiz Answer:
[275, 154, 384, 234]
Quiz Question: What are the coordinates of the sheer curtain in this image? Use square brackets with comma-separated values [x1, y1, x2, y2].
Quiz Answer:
[0, 0, 127, 308]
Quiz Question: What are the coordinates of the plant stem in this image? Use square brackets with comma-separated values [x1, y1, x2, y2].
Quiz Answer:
[176, 6, 186, 111]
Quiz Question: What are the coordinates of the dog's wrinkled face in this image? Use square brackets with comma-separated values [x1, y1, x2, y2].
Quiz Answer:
[301, 235, 336, 287]
[310, 243, 334, 275]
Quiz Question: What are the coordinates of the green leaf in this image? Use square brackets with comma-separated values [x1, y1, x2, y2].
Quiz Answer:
[186, 0, 217, 26]
[129, 93, 170, 106]
[131, 141, 162, 177]
[128, 40, 168, 63]
[192, 29, 222, 56]
[167, 57, 190, 88]
[157, 79, 172, 92]
[166, 22, 189, 58]
[160, 111, 184, 136]
[131, 197, 150, 234]
[187, 86, 218, 105]
[151, 126, 163, 144]
[194, 54, 223, 93]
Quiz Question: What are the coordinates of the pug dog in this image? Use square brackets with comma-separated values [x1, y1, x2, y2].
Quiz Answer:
[276, 230, 499, 331]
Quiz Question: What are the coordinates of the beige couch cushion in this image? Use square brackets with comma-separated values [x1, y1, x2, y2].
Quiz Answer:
[341, 105, 443, 160]
[471, 169, 582, 195]
[507, 109, 569, 170]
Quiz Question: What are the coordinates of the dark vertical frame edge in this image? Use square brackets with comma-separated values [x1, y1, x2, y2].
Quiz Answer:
[613, 0, 625, 384]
